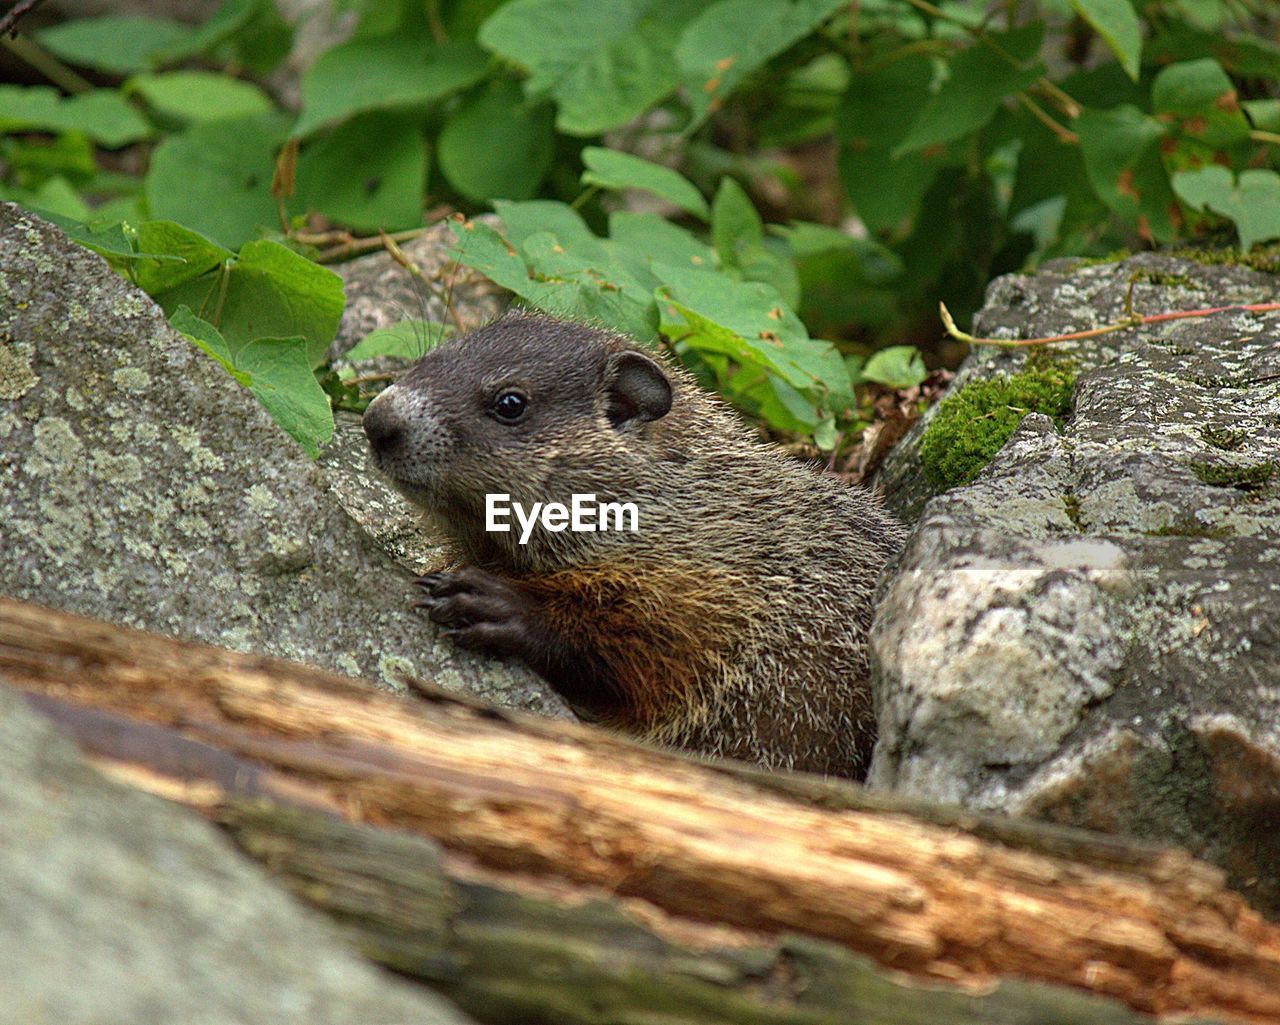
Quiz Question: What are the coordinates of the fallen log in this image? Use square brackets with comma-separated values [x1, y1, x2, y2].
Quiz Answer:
[1, 597, 1278, 1024]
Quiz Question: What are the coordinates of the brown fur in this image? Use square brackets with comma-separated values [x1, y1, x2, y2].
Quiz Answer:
[364, 312, 906, 778]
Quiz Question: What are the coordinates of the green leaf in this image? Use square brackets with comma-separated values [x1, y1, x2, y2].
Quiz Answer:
[451, 220, 657, 341]
[296, 113, 427, 231]
[1148, 25, 1280, 81]
[657, 263, 845, 396]
[236, 337, 335, 458]
[552, 23, 679, 136]
[156, 0, 264, 64]
[170, 306, 249, 384]
[1151, 59, 1250, 148]
[1070, 0, 1142, 81]
[838, 55, 933, 150]
[581, 147, 709, 220]
[710, 178, 799, 307]
[1, 132, 96, 180]
[172, 307, 333, 458]
[770, 221, 857, 257]
[675, 0, 846, 127]
[1244, 99, 1280, 134]
[295, 36, 489, 137]
[894, 30, 1045, 156]
[1077, 105, 1176, 242]
[711, 176, 764, 265]
[450, 219, 543, 296]
[862, 345, 926, 389]
[37, 212, 141, 262]
[131, 221, 233, 294]
[36, 15, 191, 74]
[215, 240, 345, 367]
[606, 210, 715, 286]
[477, 0, 686, 136]
[21, 177, 89, 221]
[812, 415, 838, 451]
[494, 199, 605, 255]
[155, 240, 344, 368]
[836, 56, 948, 232]
[126, 72, 274, 124]
[345, 321, 448, 363]
[87, 195, 146, 225]
[1173, 166, 1280, 251]
[520, 231, 657, 340]
[0, 86, 151, 148]
[145, 113, 291, 249]
[439, 79, 554, 202]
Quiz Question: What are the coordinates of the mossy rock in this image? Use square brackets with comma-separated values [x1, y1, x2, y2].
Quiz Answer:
[870, 248, 1280, 919]
[918, 360, 1076, 492]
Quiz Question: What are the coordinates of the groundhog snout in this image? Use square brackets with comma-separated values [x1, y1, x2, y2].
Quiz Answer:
[363, 388, 407, 460]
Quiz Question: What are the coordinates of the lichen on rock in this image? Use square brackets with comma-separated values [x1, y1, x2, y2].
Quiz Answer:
[0, 202, 566, 717]
[871, 251, 1280, 916]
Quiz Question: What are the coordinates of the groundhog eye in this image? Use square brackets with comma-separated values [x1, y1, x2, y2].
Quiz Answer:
[491, 389, 528, 424]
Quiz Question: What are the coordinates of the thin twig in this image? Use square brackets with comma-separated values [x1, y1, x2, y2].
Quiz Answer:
[310, 226, 433, 264]
[896, 0, 1086, 126]
[272, 139, 298, 236]
[0, 0, 47, 37]
[380, 228, 466, 333]
[345, 372, 399, 387]
[941, 300, 1280, 348]
[1035, 78, 1082, 120]
[424, 0, 448, 44]
[1, 33, 92, 92]
[1017, 93, 1079, 144]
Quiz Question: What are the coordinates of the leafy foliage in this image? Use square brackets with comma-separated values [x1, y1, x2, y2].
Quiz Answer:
[48, 213, 341, 457]
[3, 0, 1278, 460]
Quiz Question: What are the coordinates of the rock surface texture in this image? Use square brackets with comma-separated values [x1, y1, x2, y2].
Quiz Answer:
[0, 202, 563, 715]
[871, 252, 1280, 916]
[0, 687, 475, 1025]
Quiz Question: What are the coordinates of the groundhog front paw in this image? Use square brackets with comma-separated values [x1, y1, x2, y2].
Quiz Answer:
[411, 567, 535, 655]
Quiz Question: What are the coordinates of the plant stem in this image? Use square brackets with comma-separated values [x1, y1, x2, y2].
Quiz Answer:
[1018, 94, 1080, 144]
[1, 34, 92, 93]
[940, 300, 1280, 348]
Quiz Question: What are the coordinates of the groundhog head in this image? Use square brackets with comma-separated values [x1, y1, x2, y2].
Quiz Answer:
[362, 311, 674, 563]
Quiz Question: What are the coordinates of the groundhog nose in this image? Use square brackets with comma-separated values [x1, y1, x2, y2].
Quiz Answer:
[363, 393, 407, 458]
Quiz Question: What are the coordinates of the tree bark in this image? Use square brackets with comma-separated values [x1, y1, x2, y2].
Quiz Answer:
[2, 597, 1278, 1025]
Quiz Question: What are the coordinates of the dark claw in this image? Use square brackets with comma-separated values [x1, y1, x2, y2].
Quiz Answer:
[405, 567, 536, 658]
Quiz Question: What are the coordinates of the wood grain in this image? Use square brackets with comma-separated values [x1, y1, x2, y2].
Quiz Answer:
[2, 597, 1278, 1024]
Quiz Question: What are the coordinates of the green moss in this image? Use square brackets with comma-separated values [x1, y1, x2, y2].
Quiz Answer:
[1068, 249, 1131, 269]
[1144, 521, 1234, 538]
[1062, 492, 1084, 530]
[1200, 424, 1246, 451]
[1130, 269, 1195, 288]
[1167, 243, 1280, 274]
[1184, 371, 1249, 389]
[920, 361, 1078, 491]
[1189, 459, 1276, 490]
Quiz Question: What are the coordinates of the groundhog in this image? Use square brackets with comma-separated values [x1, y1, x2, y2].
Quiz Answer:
[362, 312, 906, 778]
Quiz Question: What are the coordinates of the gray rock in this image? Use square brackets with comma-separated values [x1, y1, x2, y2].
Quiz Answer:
[869, 252, 1280, 915]
[0, 685, 474, 1025]
[319, 411, 453, 574]
[330, 218, 507, 359]
[0, 202, 565, 718]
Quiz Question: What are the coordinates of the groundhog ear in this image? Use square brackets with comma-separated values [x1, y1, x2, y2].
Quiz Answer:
[603, 351, 672, 428]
